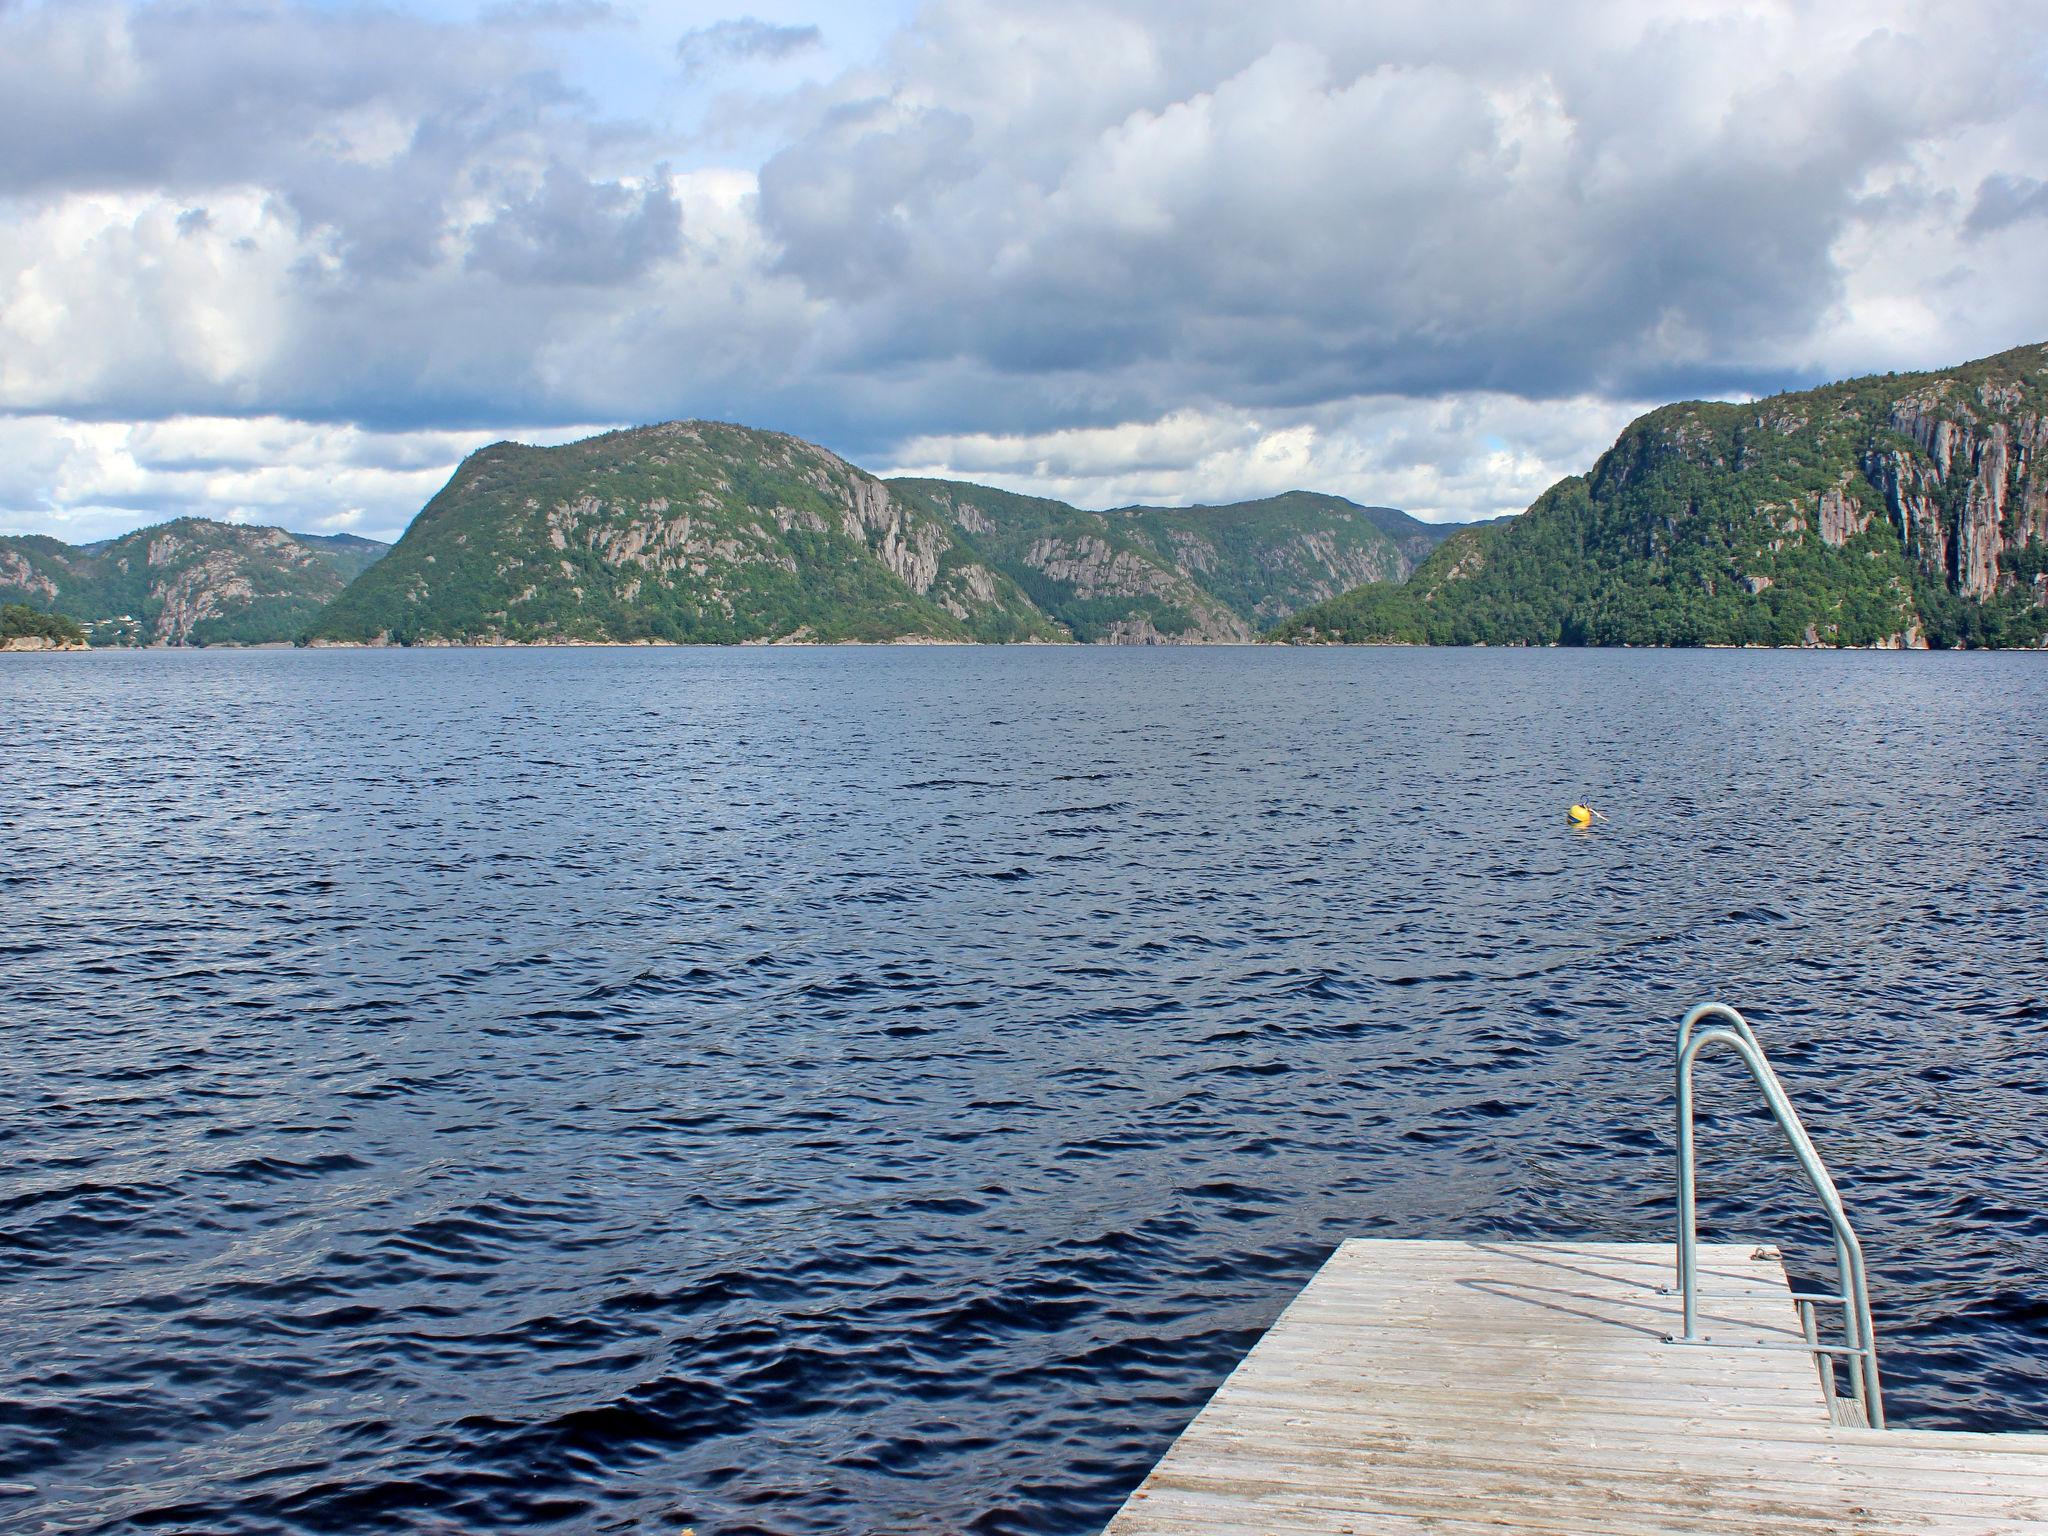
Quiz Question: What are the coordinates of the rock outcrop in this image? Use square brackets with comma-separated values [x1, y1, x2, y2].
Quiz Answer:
[0, 548, 59, 604]
[1865, 388, 2048, 600]
[1816, 483, 1872, 548]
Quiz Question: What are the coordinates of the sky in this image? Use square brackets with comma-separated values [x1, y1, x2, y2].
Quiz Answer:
[1, 0, 2045, 545]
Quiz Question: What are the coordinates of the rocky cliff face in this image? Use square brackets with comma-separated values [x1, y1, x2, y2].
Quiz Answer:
[0, 547, 61, 603]
[1018, 531, 1252, 642]
[1272, 342, 2048, 649]
[0, 521, 390, 645]
[1866, 385, 2048, 600]
[1108, 492, 1421, 623]
[141, 526, 292, 643]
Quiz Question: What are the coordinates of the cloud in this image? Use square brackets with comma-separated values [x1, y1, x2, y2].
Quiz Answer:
[752, 0, 2048, 414]
[676, 17, 823, 76]
[883, 392, 1646, 523]
[1965, 173, 2048, 235]
[465, 164, 682, 286]
[0, 1, 549, 199]
[0, 415, 618, 545]
[756, 97, 978, 297]
[0, 0, 2045, 544]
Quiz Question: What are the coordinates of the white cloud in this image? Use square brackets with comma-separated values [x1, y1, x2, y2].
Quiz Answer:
[0, 415, 618, 544]
[0, 188, 306, 411]
[885, 393, 1646, 523]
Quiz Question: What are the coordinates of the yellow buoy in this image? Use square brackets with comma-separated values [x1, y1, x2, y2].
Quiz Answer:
[1567, 804, 1594, 828]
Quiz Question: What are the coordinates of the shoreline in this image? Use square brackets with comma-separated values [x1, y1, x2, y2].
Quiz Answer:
[25, 636, 2042, 654]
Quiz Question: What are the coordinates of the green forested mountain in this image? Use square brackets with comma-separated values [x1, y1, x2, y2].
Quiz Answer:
[308, 423, 1451, 645]
[0, 519, 391, 646]
[1271, 343, 2048, 649]
[312, 425, 1065, 645]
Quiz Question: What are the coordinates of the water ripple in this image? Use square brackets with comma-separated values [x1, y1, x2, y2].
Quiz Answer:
[1, 646, 2045, 1534]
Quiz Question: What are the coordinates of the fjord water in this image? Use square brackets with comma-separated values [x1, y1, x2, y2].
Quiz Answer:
[5, 647, 2046, 1536]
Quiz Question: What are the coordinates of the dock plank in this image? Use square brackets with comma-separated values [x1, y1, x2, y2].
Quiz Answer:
[1101, 1240, 2048, 1535]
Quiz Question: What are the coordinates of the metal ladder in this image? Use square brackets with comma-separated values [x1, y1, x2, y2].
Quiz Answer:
[1671, 1001, 1885, 1428]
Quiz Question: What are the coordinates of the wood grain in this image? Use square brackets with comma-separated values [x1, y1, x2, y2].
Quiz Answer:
[1100, 1240, 2048, 1536]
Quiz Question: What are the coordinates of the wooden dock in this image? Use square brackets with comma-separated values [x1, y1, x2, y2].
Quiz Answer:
[1103, 1240, 2048, 1535]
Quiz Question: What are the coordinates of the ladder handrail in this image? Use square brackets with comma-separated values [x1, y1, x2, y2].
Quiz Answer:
[1675, 1001, 1885, 1428]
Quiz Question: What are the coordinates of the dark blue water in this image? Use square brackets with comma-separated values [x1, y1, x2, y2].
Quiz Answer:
[4, 647, 2046, 1535]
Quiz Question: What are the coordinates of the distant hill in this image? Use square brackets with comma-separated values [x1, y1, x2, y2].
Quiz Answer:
[308, 422, 1450, 645]
[0, 519, 392, 646]
[1316, 497, 1493, 567]
[1107, 491, 1475, 607]
[292, 531, 393, 583]
[1271, 343, 2048, 649]
[888, 482, 1446, 640]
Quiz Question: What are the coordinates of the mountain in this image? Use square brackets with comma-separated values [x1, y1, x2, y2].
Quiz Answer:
[310, 424, 1065, 645]
[0, 519, 392, 646]
[307, 422, 1447, 646]
[1270, 343, 2048, 649]
[883, 479, 1256, 642]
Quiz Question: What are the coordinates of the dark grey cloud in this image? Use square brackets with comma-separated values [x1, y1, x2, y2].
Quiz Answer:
[677, 16, 822, 76]
[0, 2, 543, 196]
[751, 7, 2038, 421]
[1965, 173, 2048, 235]
[757, 99, 977, 297]
[466, 164, 682, 286]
